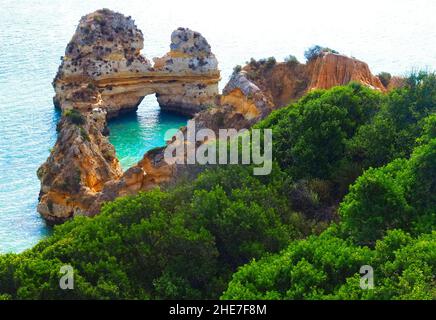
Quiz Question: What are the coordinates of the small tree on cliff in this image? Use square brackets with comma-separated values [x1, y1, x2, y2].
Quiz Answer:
[304, 45, 339, 61]
[284, 55, 299, 66]
[377, 72, 392, 87]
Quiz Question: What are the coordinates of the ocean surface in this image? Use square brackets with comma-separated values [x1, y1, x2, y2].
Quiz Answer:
[0, 0, 435, 253]
[108, 97, 188, 170]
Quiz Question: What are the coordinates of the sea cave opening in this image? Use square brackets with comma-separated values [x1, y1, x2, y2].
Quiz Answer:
[108, 94, 189, 171]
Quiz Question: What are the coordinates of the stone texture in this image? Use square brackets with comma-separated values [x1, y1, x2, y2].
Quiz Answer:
[39, 9, 220, 223]
[53, 9, 220, 118]
[307, 53, 386, 92]
[37, 108, 122, 224]
[229, 52, 387, 113]
[221, 71, 273, 121]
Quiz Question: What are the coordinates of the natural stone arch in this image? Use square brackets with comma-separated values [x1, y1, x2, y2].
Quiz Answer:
[53, 9, 221, 119]
[38, 9, 222, 223]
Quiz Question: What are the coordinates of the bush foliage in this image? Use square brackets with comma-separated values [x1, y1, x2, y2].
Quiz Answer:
[1, 73, 435, 300]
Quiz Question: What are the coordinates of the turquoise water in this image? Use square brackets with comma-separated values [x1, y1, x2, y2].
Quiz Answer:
[1, 0, 435, 253]
[108, 96, 188, 170]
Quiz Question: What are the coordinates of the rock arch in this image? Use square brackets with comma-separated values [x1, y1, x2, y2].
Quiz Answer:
[38, 9, 221, 223]
[53, 9, 220, 118]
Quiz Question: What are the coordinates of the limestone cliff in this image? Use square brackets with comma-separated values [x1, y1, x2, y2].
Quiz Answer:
[153, 28, 220, 115]
[221, 71, 273, 122]
[39, 9, 220, 223]
[53, 9, 220, 118]
[306, 53, 386, 92]
[37, 108, 122, 224]
[229, 52, 387, 112]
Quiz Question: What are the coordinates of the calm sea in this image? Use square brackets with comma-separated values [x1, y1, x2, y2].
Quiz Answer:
[0, 0, 435, 252]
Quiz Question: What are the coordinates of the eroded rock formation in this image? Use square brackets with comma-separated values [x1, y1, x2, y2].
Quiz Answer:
[37, 108, 122, 223]
[231, 52, 387, 112]
[38, 8, 395, 224]
[307, 53, 386, 92]
[53, 9, 220, 118]
[38, 9, 220, 223]
[221, 71, 273, 121]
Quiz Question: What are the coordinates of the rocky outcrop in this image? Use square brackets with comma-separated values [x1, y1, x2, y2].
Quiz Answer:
[38, 9, 220, 223]
[152, 28, 220, 115]
[37, 108, 122, 224]
[221, 71, 273, 121]
[231, 52, 387, 112]
[87, 146, 175, 216]
[306, 53, 386, 92]
[53, 9, 220, 118]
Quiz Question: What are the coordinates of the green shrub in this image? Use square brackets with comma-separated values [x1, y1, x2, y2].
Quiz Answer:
[377, 72, 392, 87]
[64, 109, 85, 126]
[256, 83, 382, 183]
[265, 56, 277, 69]
[417, 114, 436, 145]
[304, 45, 339, 61]
[222, 229, 435, 300]
[341, 134, 436, 244]
[347, 72, 436, 168]
[284, 54, 299, 66]
[339, 161, 411, 245]
[232, 65, 242, 75]
[248, 57, 276, 69]
[333, 230, 436, 300]
[403, 140, 436, 233]
[222, 230, 373, 300]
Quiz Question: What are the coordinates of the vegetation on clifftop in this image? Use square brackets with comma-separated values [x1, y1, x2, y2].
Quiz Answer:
[0, 73, 435, 300]
[304, 45, 339, 61]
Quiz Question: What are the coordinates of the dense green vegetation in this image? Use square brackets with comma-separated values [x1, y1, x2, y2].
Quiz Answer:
[256, 84, 382, 189]
[223, 135, 436, 299]
[0, 73, 435, 300]
[223, 230, 435, 300]
[0, 165, 320, 299]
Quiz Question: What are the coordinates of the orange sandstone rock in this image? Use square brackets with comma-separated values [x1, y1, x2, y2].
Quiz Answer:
[307, 53, 386, 92]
